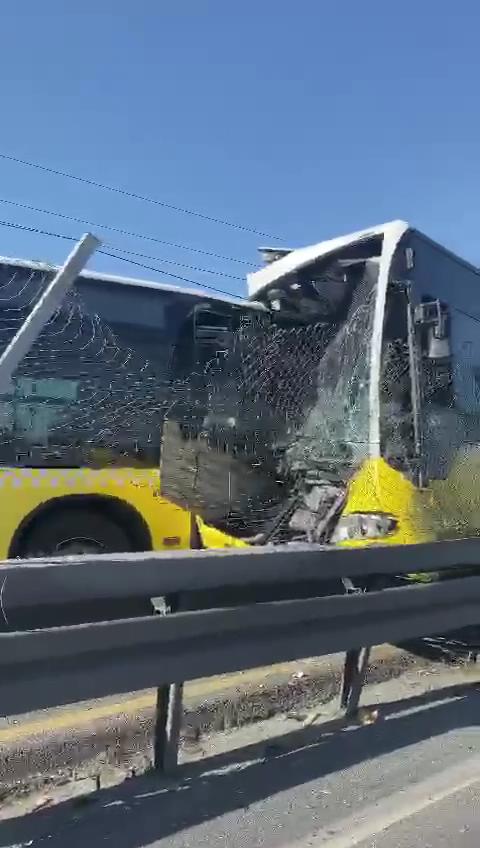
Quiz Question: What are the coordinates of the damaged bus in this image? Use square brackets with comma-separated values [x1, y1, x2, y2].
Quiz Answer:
[161, 220, 480, 548]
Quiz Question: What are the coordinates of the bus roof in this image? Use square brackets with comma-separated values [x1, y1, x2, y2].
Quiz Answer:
[0, 253, 250, 307]
[247, 220, 407, 298]
[248, 219, 480, 299]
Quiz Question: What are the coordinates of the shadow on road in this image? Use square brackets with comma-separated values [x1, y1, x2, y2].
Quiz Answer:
[1, 680, 479, 847]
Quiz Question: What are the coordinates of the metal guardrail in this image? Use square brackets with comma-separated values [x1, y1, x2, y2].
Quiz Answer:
[1, 540, 479, 771]
[2, 537, 480, 609]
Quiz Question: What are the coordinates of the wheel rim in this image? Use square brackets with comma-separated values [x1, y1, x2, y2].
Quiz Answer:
[54, 537, 106, 555]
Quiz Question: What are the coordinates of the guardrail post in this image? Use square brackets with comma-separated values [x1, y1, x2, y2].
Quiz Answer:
[151, 595, 184, 773]
[151, 516, 202, 772]
[340, 646, 371, 717]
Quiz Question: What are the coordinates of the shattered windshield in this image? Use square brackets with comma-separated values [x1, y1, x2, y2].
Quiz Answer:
[284, 260, 377, 475]
[161, 238, 382, 538]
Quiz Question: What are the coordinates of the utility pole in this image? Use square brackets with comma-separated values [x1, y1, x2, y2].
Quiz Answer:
[0, 233, 100, 394]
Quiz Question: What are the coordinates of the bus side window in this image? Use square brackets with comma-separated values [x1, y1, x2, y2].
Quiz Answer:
[417, 300, 465, 480]
[10, 377, 79, 445]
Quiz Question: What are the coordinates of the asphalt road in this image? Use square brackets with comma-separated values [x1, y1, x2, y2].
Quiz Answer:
[0, 664, 478, 847]
[356, 783, 479, 848]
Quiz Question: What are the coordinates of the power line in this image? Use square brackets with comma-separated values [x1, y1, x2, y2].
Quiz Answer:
[0, 219, 75, 243]
[0, 219, 241, 298]
[0, 219, 243, 280]
[0, 197, 253, 266]
[99, 250, 242, 297]
[101, 244, 243, 281]
[0, 151, 283, 240]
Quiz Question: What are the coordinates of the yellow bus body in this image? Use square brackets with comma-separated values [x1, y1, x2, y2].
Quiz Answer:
[0, 466, 249, 559]
[0, 467, 191, 559]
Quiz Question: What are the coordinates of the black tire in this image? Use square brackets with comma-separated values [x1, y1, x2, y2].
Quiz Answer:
[19, 507, 133, 557]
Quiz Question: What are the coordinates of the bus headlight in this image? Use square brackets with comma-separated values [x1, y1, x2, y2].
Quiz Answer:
[331, 513, 397, 542]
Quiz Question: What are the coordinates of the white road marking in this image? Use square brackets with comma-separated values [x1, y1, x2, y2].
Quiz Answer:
[293, 754, 480, 848]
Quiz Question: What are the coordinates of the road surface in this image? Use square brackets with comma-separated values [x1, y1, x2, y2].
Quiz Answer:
[356, 783, 479, 847]
[0, 664, 478, 847]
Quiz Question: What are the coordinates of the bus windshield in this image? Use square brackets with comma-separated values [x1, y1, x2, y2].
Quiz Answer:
[161, 236, 383, 539]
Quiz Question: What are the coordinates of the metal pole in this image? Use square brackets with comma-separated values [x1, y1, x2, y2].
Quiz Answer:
[347, 646, 371, 716]
[152, 515, 199, 773]
[151, 595, 185, 773]
[156, 682, 184, 773]
[153, 682, 170, 769]
[340, 648, 359, 710]
[341, 646, 371, 717]
[0, 233, 100, 394]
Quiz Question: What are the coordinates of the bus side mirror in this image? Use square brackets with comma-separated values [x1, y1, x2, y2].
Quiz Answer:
[414, 300, 451, 361]
[427, 330, 450, 360]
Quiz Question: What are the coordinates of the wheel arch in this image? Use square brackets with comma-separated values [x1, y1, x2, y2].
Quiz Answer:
[8, 493, 153, 558]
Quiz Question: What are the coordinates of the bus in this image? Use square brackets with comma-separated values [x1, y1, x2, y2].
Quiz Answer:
[161, 220, 480, 550]
[0, 255, 246, 558]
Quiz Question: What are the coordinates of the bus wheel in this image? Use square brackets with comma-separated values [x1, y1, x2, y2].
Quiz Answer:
[19, 507, 133, 557]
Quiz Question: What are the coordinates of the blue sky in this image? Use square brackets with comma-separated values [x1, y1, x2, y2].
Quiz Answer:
[0, 1, 479, 297]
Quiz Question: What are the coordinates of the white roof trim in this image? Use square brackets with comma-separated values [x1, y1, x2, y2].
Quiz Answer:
[247, 220, 409, 298]
[0, 254, 248, 306]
